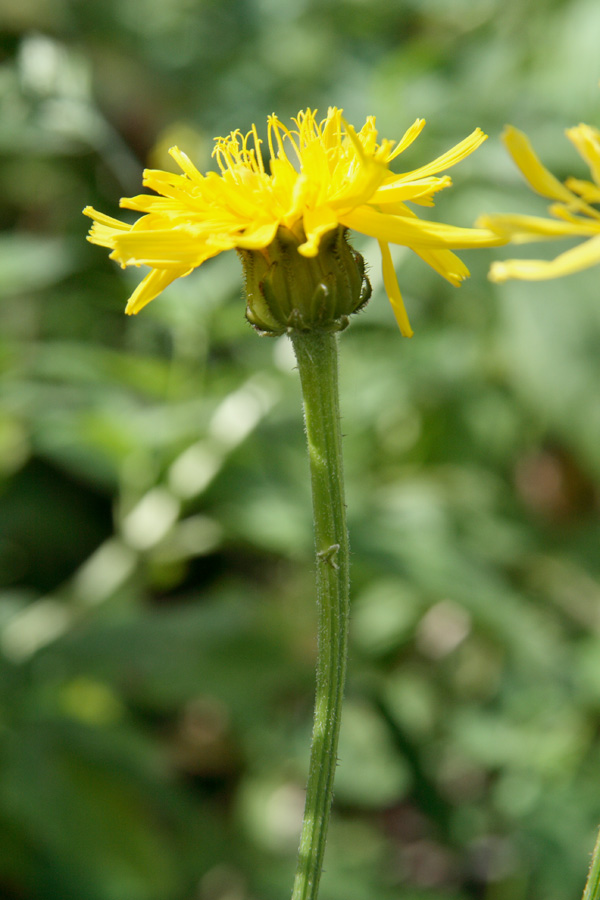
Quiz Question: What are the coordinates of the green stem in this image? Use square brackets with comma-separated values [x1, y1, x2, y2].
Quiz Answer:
[583, 829, 600, 900]
[289, 329, 350, 900]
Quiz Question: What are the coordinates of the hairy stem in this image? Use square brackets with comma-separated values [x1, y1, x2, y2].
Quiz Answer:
[583, 829, 600, 900]
[290, 329, 350, 900]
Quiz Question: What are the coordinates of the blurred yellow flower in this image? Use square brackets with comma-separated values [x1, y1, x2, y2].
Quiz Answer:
[84, 108, 503, 336]
[478, 124, 600, 282]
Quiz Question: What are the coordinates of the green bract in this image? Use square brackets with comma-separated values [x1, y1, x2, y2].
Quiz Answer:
[239, 225, 371, 335]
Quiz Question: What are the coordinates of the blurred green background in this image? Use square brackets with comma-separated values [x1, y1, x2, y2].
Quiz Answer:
[1, 0, 600, 898]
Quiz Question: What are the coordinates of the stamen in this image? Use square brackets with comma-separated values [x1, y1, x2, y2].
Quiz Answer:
[274, 118, 302, 164]
[251, 123, 265, 174]
[387, 119, 426, 162]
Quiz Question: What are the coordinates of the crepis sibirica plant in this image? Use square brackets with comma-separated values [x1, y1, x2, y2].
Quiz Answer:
[85, 106, 517, 900]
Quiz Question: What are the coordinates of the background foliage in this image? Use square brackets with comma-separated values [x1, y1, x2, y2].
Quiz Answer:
[1, 1, 600, 898]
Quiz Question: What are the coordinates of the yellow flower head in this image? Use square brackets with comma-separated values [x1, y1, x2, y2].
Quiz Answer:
[84, 107, 504, 337]
[477, 124, 600, 282]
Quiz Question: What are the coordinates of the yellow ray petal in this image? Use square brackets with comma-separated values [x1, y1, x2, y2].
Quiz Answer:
[476, 212, 596, 243]
[386, 118, 426, 161]
[400, 129, 487, 181]
[334, 163, 390, 211]
[235, 220, 279, 250]
[112, 229, 216, 268]
[120, 195, 190, 214]
[343, 206, 506, 249]
[412, 246, 470, 286]
[548, 204, 600, 227]
[142, 169, 197, 198]
[83, 206, 131, 231]
[125, 267, 187, 314]
[86, 224, 122, 249]
[566, 124, 600, 186]
[371, 176, 452, 205]
[168, 146, 206, 184]
[378, 240, 413, 337]
[564, 176, 600, 204]
[489, 234, 600, 282]
[298, 206, 340, 257]
[502, 126, 579, 204]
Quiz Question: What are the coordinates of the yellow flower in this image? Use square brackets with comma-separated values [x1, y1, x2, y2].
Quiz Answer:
[84, 108, 504, 337]
[477, 124, 600, 282]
